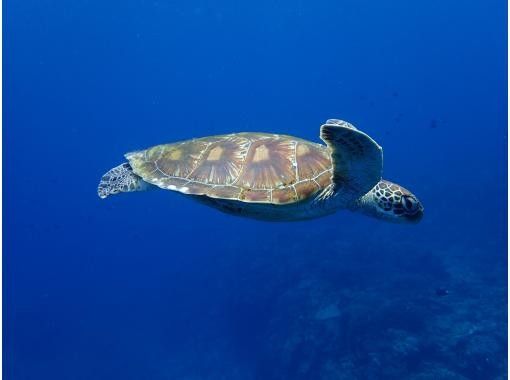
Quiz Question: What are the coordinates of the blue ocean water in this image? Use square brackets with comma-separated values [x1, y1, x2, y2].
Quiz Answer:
[4, 0, 507, 379]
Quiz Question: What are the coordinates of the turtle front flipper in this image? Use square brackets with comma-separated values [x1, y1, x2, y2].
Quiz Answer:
[319, 119, 383, 205]
[97, 162, 152, 199]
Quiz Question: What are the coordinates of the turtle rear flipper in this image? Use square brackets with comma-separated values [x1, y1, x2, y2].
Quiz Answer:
[98, 162, 151, 199]
[320, 119, 383, 205]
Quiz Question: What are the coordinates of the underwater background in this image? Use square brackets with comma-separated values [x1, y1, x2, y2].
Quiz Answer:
[4, 0, 507, 379]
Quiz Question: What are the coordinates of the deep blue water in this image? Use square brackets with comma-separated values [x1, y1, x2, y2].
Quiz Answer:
[4, 0, 507, 379]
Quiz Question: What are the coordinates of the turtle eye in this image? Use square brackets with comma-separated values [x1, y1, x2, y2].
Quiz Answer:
[402, 195, 418, 212]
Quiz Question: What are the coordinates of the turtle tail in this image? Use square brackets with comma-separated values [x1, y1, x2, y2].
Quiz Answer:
[97, 162, 151, 199]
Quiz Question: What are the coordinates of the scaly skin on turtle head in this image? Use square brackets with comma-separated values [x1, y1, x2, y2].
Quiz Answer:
[354, 180, 424, 223]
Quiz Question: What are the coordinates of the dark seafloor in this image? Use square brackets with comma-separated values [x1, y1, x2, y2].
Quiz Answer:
[4, 0, 507, 379]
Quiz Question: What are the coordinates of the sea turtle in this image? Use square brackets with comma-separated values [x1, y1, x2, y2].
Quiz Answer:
[97, 119, 423, 222]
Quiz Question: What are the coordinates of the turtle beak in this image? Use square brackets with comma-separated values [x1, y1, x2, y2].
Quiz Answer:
[406, 204, 424, 223]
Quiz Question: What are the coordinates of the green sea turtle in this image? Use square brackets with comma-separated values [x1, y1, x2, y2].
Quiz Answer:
[98, 119, 423, 222]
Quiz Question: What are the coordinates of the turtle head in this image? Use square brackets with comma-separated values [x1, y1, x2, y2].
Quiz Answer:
[356, 180, 424, 223]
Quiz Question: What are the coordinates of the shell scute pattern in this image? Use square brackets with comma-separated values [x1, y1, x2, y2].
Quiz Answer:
[157, 140, 209, 178]
[236, 137, 296, 189]
[126, 133, 333, 204]
[188, 136, 250, 185]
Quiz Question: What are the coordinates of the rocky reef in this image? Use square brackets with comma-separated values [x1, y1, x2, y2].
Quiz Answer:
[155, 226, 507, 380]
